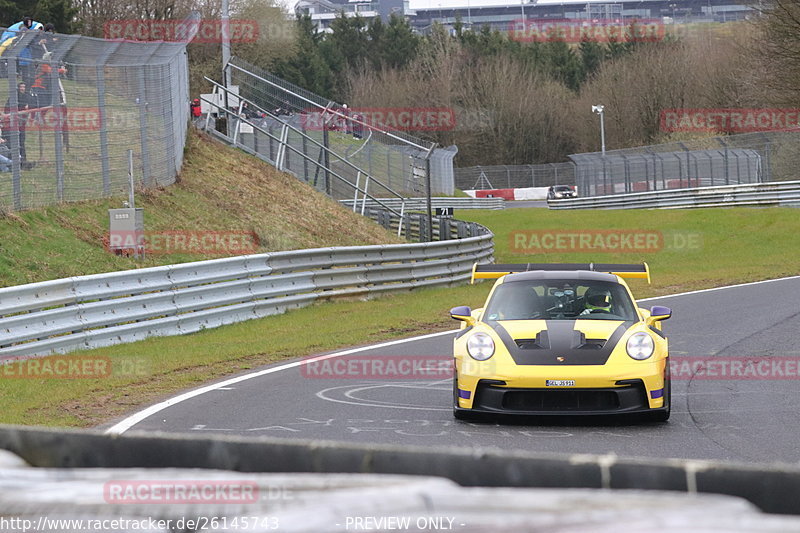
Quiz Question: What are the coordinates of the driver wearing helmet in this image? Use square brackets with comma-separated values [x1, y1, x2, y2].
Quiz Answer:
[581, 287, 612, 315]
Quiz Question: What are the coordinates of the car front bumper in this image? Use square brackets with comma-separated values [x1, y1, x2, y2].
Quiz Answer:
[455, 358, 667, 414]
[458, 379, 654, 416]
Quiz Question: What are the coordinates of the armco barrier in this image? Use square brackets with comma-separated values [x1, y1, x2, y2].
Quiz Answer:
[340, 197, 506, 211]
[2, 425, 800, 516]
[549, 180, 800, 210]
[463, 187, 551, 201]
[0, 219, 493, 357]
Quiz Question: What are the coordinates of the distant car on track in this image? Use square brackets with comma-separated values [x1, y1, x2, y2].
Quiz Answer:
[451, 263, 671, 421]
[547, 185, 577, 199]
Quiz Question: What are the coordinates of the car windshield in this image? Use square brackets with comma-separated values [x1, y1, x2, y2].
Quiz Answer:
[554, 186, 572, 191]
[483, 279, 638, 321]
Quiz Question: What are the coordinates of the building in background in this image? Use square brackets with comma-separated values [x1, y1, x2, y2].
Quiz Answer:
[295, 0, 756, 33]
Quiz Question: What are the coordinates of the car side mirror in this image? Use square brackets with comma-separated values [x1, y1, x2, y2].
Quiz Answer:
[647, 305, 672, 325]
[450, 306, 475, 326]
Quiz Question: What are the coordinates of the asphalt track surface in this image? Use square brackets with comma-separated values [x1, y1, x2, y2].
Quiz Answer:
[114, 276, 800, 464]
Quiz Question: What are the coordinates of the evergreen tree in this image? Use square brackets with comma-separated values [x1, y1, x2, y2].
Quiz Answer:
[326, 13, 370, 70]
[579, 39, 606, 82]
[542, 41, 583, 91]
[606, 35, 636, 59]
[2, 0, 34, 27]
[34, 0, 78, 33]
[383, 14, 418, 68]
[2, 0, 76, 31]
[274, 16, 336, 99]
[366, 16, 386, 69]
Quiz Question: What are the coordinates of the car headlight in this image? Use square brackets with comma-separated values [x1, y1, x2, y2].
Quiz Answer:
[467, 332, 495, 361]
[626, 332, 655, 360]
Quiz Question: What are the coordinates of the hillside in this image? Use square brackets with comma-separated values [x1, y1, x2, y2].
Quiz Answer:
[0, 130, 401, 287]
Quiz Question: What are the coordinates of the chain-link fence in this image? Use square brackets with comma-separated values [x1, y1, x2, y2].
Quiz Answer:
[0, 20, 193, 211]
[455, 131, 800, 197]
[454, 163, 575, 190]
[570, 131, 800, 197]
[220, 56, 457, 198]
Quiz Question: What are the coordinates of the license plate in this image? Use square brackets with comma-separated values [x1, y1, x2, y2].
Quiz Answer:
[546, 380, 575, 387]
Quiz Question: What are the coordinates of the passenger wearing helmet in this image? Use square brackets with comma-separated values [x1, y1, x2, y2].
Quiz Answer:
[498, 288, 543, 320]
[581, 287, 612, 315]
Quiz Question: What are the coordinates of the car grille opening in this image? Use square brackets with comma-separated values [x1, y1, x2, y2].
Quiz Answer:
[501, 390, 620, 411]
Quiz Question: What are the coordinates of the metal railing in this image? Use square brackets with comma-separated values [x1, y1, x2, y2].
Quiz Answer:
[0, 17, 195, 211]
[340, 197, 506, 211]
[0, 215, 493, 357]
[225, 57, 457, 196]
[200, 79, 412, 230]
[547, 180, 800, 210]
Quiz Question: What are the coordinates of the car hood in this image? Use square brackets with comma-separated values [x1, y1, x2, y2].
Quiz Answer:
[487, 319, 634, 365]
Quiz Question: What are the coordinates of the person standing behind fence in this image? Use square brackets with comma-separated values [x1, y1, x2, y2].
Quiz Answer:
[352, 112, 364, 139]
[30, 52, 66, 108]
[0, 17, 42, 41]
[0, 124, 12, 172]
[4, 82, 32, 166]
[190, 98, 201, 118]
[1, 17, 44, 85]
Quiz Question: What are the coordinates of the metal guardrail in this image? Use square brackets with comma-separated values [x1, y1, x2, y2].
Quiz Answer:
[340, 197, 506, 211]
[0, 217, 493, 357]
[548, 180, 800, 210]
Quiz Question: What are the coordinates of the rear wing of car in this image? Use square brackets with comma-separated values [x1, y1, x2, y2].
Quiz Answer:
[471, 262, 650, 284]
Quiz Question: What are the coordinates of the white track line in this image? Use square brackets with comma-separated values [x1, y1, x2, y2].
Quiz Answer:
[106, 274, 800, 435]
[104, 329, 456, 435]
[637, 275, 800, 302]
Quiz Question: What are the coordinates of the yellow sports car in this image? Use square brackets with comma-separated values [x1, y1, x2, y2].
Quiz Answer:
[451, 263, 671, 421]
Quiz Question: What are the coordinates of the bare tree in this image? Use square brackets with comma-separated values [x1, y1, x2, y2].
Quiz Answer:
[755, 0, 800, 104]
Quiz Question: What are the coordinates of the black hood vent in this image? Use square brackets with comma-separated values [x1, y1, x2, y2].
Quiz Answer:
[490, 320, 632, 365]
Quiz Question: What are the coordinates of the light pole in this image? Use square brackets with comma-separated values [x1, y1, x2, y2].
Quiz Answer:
[592, 105, 605, 156]
[221, 0, 231, 88]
